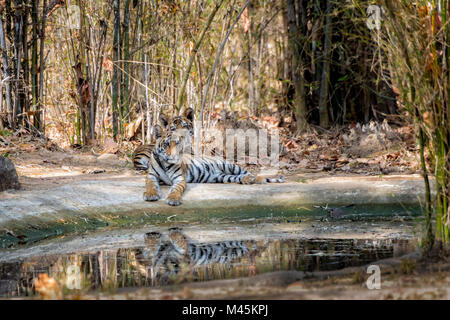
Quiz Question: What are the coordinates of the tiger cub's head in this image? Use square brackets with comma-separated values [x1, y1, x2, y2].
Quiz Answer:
[158, 107, 195, 156]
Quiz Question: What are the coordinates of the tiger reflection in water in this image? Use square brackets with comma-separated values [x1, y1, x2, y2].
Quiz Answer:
[130, 227, 258, 284]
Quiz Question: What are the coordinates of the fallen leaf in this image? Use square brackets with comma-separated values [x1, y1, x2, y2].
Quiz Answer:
[102, 56, 113, 72]
[285, 140, 299, 151]
[125, 115, 143, 139]
[241, 7, 250, 33]
[34, 274, 62, 300]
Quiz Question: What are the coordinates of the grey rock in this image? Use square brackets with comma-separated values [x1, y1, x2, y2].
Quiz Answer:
[0, 156, 20, 192]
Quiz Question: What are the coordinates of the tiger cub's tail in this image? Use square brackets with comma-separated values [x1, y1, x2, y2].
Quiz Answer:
[254, 175, 284, 184]
[265, 176, 285, 183]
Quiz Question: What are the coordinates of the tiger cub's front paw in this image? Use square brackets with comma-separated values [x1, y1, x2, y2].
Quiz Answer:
[241, 174, 255, 185]
[167, 193, 182, 206]
[143, 191, 161, 201]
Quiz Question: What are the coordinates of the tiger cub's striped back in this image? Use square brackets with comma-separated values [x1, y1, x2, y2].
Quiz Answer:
[133, 143, 155, 171]
[167, 227, 254, 266]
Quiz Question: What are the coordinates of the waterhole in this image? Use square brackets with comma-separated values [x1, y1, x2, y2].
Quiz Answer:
[0, 235, 415, 298]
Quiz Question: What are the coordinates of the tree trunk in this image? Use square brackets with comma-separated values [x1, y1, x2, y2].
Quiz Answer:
[112, 0, 121, 140]
[38, 0, 48, 132]
[246, 5, 255, 116]
[31, 0, 39, 129]
[21, 0, 29, 123]
[144, 54, 151, 143]
[12, 0, 23, 126]
[286, 0, 308, 132]
[318, 0, 332, 128]
[0, 17, 12, 128]
[76, 0, 88, 145]
[121, 0, 130, 122]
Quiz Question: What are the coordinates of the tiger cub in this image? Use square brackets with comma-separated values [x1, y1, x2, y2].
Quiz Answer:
[133, 108, 195, 171]
[143, 126, 284, 206]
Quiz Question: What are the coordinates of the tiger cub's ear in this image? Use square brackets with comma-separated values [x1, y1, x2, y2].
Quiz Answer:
[154, 124, 164, 139]
[183, 108, 195, 123]
[159, 113, 169, 128]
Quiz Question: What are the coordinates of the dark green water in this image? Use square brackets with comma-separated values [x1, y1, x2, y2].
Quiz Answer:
[0, 236, 415, 298]
[0, 203, 422, 249]
[0, 204, 420, 297]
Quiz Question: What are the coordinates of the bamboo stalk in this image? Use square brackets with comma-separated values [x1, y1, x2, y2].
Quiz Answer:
[318, 0, 332, 128]
[121, 0, 130, 122]
[38, 0, 48, 131]
[112, 0, 121, 141]
[200, 0, 250, 125]
[175, 0, 224, 113]
[144, 54, 150, 143]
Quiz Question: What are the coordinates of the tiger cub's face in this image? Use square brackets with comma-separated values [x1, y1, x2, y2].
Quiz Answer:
[155, 108, 195, 164]
[154, 129, 186, 165]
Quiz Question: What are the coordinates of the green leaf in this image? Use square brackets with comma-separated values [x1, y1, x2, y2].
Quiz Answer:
[1, 129, 12, 137]
[338, 74, 349, 82]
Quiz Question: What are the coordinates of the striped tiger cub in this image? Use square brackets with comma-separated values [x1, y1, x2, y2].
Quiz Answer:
[140, 228, 256, 282]
[143, 126, 284, 206]
[133, 108, 195, 171]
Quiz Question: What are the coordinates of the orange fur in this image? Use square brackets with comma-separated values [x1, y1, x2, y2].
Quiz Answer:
[254, 176, 267, 184]
[167, 178, 186, 205]
[143, 177, 160, 200]
[241, 174, 255, 184]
